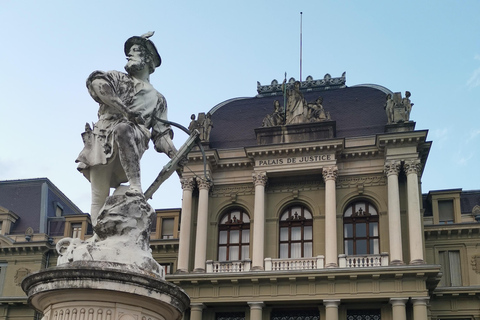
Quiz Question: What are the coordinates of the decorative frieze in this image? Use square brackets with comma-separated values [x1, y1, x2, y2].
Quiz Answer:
[337, 175, 386, 188]
[211, 184, 255, 198]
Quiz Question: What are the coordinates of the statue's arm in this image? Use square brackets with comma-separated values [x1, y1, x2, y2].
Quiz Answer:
[151, 95, 176, 157]
[88, 78, 138, 121]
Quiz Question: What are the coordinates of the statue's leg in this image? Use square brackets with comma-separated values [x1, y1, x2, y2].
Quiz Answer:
[89, 164, 113, 225]
[114, 123, 142, 194]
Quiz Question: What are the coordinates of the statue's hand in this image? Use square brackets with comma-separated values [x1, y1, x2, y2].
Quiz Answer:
[127, 111, 145, 125]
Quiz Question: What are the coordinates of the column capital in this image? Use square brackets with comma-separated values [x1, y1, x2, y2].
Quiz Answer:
[180, 177, 195, 191]
[253, 171, 268, 186]
[384, 160, 401, 176]
[389, 298, 408, 306]
[190, 303, 206, 311]
[322, 166, 338, 182]
[403, 159, 422, 175]
[196, 178, 212, 190]
[247, 302, 265, 309]
[411, 297, 429, 306]
[323, 299, 341, 307]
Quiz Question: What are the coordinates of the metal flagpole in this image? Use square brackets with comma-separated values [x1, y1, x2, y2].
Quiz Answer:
[300, 12, 303, 82]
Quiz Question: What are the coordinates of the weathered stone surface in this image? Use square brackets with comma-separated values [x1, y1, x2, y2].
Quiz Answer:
[56, 193, 162, 277]
[22, 262, 190, 320]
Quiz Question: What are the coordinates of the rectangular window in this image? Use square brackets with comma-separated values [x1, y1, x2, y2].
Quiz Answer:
[0, 263, 7, 295]
[438, 200, 454, 223]
[161, 218, 174, 239]
[71, 223, 82, 238]
[160, 263, 173, 274]
[438, 250, 462, 286]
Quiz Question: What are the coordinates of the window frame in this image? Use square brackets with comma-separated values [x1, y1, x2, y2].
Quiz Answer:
[343, 201, 380, 256]
[278, 205, 313, 259]
[218, 209, 250, 261]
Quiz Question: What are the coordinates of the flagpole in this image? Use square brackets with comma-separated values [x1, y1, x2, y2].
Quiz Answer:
[300, 12, 303, 82]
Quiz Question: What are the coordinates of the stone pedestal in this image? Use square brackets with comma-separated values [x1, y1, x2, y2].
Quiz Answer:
[22, 261, 190, 320]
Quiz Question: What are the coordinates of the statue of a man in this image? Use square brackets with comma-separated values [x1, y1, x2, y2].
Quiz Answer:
[385, 94, 395, 124]
[402, 91, 413, 121]
[76, 32, 178, 221]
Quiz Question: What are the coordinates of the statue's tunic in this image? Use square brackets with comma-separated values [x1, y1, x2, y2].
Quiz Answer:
[286, 88, 306, 124]
[76, 70, 172, 187]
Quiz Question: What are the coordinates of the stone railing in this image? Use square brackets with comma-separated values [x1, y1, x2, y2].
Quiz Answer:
[206, 259, 251, 273]
[264, 256, 325, 271]
[338, 253, 389, 268]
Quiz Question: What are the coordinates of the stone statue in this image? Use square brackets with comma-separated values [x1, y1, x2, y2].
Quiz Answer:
[188, 114, 199, 133]
[402, 91, 413, 121]
[385, 94, 395, 124]
[307, 97, 329, 122]
[262, 100, 285, 127]
[58, 32, 200, 277]
[201, 112, 213, 141]
[286, 81, 307, 124]
[76, 31, 178, 221]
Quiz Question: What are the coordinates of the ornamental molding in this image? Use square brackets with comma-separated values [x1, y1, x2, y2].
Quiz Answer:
[337, 175, 386, 189]
[267, 179, 323, 193]
[384, 161, 401, 176]
[211, 184, 255, 198]
[253, 172, 268, 187]
[404, 159, 422, 175]
[180, 177, 195, 191]
[256, 73, 346, 97]
[471, 255, 480, 274]
[322, 166, 338, 182]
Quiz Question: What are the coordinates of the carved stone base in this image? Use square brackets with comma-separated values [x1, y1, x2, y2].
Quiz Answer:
[255, 121, 336, 145]
[22, 262, 190, 320]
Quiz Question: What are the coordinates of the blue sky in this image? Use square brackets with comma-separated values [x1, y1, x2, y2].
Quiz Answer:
[1, 1, 479, 213]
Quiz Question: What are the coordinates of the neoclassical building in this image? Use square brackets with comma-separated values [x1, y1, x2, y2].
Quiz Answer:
[0, 75, 479, 320]
[167, 74, 480, 320]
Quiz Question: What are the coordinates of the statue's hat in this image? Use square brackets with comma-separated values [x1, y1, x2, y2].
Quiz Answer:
[124, 31, 161, 67]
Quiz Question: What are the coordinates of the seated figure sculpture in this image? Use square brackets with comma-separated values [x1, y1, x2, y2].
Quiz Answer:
[76, 32, 178, 224]
[262, 100, 285, 127]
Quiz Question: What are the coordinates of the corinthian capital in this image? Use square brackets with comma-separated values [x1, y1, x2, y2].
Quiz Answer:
[384, 161, 401, 176]
[252, 171, 268, 187]
[196, 177, 212, 190]
[322, 166, 338, 182]
[403, 159, 422, 175]
[180, 177, 195, 191]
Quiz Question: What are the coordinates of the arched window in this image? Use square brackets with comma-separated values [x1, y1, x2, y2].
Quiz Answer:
[218, 209, 250, 261]
[279, 205, 313, 258]
[343, 201, 379, 255]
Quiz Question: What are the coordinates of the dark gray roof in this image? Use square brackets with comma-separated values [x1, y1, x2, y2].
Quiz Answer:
[208, 86, 388, 150]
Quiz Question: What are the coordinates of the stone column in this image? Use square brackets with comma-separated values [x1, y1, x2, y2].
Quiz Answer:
[193, 178, 211, 272]
[412, 297, 429, 320]
[252, 172, 268, 271]
[324, 300, 340, 320]
[384, 161, 404, 265]
[177, 177, 195, 273]
[390, 298, 407, 320]
[190, 303, 205, 320]
[404, 160, 425, 265]
[248, 302, 264, 320]
[323, 166, 338, 268]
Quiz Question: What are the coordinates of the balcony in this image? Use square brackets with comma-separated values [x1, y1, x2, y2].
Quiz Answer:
[205, 253, 389, 273]
[265, 256, 324, 271]
[338, 253, 389, 268]
[206, 259, 251, 273]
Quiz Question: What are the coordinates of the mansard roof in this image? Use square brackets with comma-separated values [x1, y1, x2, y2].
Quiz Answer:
[208, 73, 393, 150]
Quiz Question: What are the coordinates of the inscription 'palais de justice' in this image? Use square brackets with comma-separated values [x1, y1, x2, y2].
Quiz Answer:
[256, 154, 335, 166]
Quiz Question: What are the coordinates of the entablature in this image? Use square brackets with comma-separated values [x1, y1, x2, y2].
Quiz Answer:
[424, 223, 480, 240]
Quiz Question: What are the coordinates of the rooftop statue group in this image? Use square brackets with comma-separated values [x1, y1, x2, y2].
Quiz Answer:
[189, 112, 213, 142]
[57, 32, 199, 277]
[262, 81, 330, 127]
[385, 91, 414, 124]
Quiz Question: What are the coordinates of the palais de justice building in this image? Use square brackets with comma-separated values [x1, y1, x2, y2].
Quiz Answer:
[1, 74, 479, 320]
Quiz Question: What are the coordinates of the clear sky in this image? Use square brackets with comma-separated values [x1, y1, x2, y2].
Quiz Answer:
[1, 1, 479, 213]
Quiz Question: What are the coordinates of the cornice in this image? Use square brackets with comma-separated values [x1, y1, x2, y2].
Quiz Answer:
[424, 224, 480, 239]
[245, 140, 344, 157]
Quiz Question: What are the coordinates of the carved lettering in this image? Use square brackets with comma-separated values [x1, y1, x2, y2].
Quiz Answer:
[256, 154, 334, 167]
